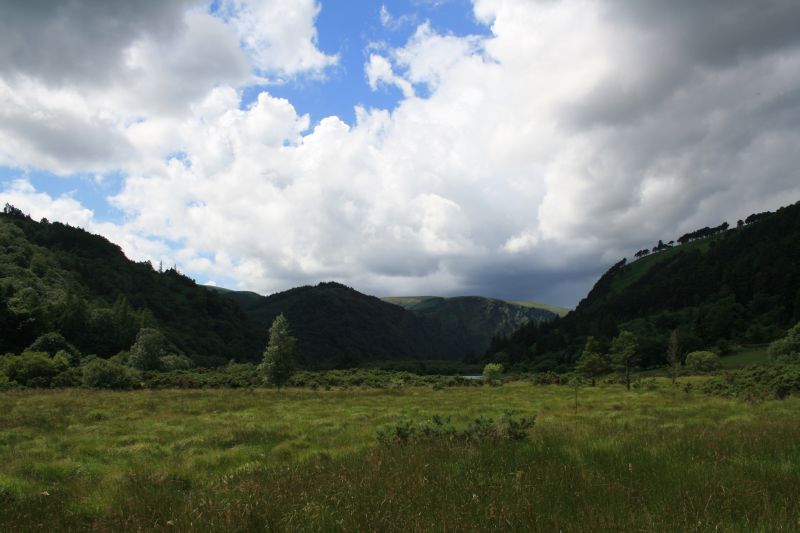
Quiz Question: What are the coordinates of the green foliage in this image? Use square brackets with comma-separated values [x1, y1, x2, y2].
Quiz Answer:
[703, 364, 800, 400]
[611, 330, 639, 390]
[81, 358, 138, 389]
[0, 210, 259, 364]
[1, 351, 59, 387]
[769, 322, 800, 363]
[575, 336, 610, 385]
[685, 351, 722, 372]
[482, 363, 504, 383]
[128, 328, 167, 371]
[159, 353, 193, 372]
[260, 314, 296, 387]
[25, 332, 81, 363]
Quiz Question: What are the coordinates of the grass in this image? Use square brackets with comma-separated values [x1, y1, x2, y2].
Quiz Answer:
[721, 347, 773, 369]
[612, 234, 725, 294]
[1, 381, 799, 531]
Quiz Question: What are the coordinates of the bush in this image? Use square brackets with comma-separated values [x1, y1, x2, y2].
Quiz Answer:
[2, 352, 59, 387]
[159, 354, 193, 371]
[82, 358, 138, 389]
[482, 363, 504, 384]
[128, 328, 167, 371]
[685, 351, 722, 372]
[703, 365, 800, 400]
[25, 332, 81, 364]
[769, 322, 800, 363]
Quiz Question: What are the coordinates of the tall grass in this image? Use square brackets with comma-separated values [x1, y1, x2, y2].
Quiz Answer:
[1, 381, 799, 531]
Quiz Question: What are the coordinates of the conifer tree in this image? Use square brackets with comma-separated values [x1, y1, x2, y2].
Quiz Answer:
[261, 313, 296, 387]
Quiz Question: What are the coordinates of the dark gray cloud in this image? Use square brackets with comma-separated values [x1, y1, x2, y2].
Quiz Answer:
[0, 0, 197, 85]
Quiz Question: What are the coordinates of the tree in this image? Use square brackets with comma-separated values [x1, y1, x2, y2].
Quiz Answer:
[684, 351, 722, 371]
[482, 362, 504, 384]
[611, 330, 638, 390]
[128, 328, 167, 371]
[666, 329, 682, 385]
[768, 322, 800, 363]
[575, 336, 610, 386]
[261, 314, 296, 387]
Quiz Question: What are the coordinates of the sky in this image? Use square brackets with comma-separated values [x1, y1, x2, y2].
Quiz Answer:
[1, 0, 800, 308]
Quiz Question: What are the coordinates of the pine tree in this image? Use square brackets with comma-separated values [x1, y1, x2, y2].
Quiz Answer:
[611, 330, 639, 390]
[261, 313, 296, 387]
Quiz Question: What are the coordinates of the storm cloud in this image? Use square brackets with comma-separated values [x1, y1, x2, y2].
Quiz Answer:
[1, 0, 799, 307]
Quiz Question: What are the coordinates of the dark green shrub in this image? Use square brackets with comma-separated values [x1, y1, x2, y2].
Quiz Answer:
[82, 358, 138, 389]
[159, 354, 193, 371]
[128, 328, 167, 371]
[2, 351, 59, 387]
[25, 332, 81, 364]
[51, 369, 80, 388]
[769, 323, 800, 363]
[685, 351, 722, 371]
[703, 364, 800, 400]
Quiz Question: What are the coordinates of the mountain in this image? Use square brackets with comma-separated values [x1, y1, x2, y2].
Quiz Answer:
[231, 282, 460, 368]
[489, 200, 800, 372]
[0, 205, 260, 365]
[382, 296, 561, 355]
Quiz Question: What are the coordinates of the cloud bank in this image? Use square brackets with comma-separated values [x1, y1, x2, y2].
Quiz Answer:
[2, 0, 800, 306]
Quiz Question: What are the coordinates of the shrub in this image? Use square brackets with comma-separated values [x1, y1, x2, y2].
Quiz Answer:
[82, 358, 138, 389]
[128, 328, 167, 371]
[159, 354, 193, 371]
[769, 322, 800, 363]
[703, 365, 800, 400]
[685, 351, 722, 372]
[2, 352, 59, 387]
[25, 332, 81, 364]
[482, 363, 504, 384]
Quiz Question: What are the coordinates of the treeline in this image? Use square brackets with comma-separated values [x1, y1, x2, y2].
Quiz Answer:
[486, 201, 800, 372]
[632, 209, 774, 260]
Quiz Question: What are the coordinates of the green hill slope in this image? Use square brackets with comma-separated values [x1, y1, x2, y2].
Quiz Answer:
[489, 200, 800, 371]
[0, 206, 260, 365]
[383, 296, 560, 355]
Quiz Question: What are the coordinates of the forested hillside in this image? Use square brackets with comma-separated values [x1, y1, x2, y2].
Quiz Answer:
[0, 205, 260, 365]
[489, 200, 800, 371]
[228, 283, 459, 368]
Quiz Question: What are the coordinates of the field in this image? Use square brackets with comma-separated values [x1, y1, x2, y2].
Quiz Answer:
[2, 381, 799, 531]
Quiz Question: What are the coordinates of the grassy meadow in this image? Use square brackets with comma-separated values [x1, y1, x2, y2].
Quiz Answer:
[2, 380, 799, 531]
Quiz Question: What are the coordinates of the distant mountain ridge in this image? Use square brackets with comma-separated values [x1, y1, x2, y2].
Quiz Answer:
[214, 282, 459, 368]
[383, 296, 562, 355]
